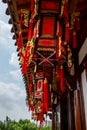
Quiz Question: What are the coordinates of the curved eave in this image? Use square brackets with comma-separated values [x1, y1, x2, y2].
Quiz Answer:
[2, 0, 87, 97]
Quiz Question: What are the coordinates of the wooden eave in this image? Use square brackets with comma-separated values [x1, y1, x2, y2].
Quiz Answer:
[2, 0, 87, 100]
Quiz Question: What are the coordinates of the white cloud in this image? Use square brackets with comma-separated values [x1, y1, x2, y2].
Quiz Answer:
[0, 1, 8, 22]
[0, 20, 15, 53]
[9, 53, 22, 81]
[0, 2, 15, 53]
[9, 52, 19, 68]
[0, 20, 11, 34]
[0, 2, 30, 122]
[0, 20, 11, 42]
[0, 81, 29, 121]
[9, 69, 22, 81]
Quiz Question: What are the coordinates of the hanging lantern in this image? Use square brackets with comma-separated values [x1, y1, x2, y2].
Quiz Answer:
[35, 91, 43, 99]
[37, 79, 43, 91]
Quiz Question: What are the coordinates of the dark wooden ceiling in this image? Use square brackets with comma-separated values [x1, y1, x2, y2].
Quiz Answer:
[3, 0, 87, 51]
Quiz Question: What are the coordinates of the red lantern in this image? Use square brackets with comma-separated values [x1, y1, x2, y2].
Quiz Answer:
[37, 79, 43, 91]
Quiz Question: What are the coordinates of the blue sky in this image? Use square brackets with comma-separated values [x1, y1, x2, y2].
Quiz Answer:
[0, 1, 31, 121]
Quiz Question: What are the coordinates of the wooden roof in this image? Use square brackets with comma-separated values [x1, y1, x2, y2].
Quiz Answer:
[3, 0, 87, 50]
[2, 0, 87, 110]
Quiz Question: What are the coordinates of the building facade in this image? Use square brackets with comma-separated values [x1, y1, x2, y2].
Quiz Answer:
[2, 0, 87, 130]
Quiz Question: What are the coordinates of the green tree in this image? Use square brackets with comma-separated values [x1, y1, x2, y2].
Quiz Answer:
[0, 120, 6, 130]
[0, 117, 38, 130]
[41, 126, 52, 130]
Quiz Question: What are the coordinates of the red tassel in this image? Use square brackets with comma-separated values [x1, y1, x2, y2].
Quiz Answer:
[17, 31, 22, 49]
[21, 57, 27, 74]
[63, 0, 68, 19]
[72, 30, 77, 48]
[25, 44, 31, 58]
[19, 13, 23, 29]
[30, 0, 34, 12]
[21, 43, 31, 74]
[59, 65, 64, 91]
[19, 48, 24, 58]
[43, 78, 49, 113]
[39, 110, 43, 125]
[29, 84, 33, 94]
[28, 19, 36, 40]
[28, 22, 33, 40]
[65, 21, 70, 43]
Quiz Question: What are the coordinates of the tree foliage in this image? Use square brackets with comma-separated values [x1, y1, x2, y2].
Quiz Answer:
[41, 126, 52, 130]
[0, 116, 37, 130]
[0, 116, 53, 130]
